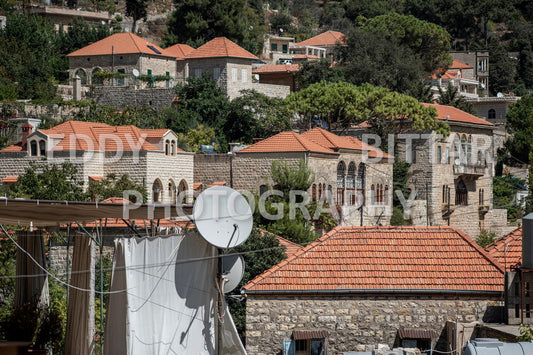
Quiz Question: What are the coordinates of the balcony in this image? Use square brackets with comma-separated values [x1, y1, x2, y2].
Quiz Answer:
[453, 164, 485, 179]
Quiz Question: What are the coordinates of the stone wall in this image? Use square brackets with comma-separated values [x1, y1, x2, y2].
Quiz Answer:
[245, 294, 503, 355]
[92, 87, 175, 109]
[252, 83, 291, 98]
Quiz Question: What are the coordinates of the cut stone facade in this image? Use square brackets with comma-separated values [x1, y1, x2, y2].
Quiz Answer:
[92, 87, 175, 109]
[245, 294, 503, 354]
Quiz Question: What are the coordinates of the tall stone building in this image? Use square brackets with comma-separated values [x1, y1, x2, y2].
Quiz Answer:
[194, 128, 394, 226]
[390, 103, 507, 238]
[243, 226, 504, 354]
[0, 121, 194, 203]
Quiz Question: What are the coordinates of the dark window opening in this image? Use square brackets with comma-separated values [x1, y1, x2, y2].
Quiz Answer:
[30, 141, 37, 156]
[455, 180, 468, 206]
[488, 109, 496, 119]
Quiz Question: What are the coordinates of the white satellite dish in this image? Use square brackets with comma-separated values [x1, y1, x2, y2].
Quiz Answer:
[221, 254, 245, 293]
[497, 92, 504, 98]
[193, 186, 253, 249]
[132, 69, 140, 77]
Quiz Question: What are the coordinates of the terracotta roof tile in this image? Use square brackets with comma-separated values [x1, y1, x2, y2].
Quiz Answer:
[423, 103, 493, 126]
[2, 176, 18, 183]
[294, 31, 346, 47]
[244, 226, 504, 293]
[0, 143, 24, 152]
[236, 131, 338, 155]
[67, 33, 170, 57]
[89, 176, 103, 182]
[450, 59, 473, 69]
[486, 227, 522, 270]
[301, 128, 393, 159]
[258, 229, 302, 258]
[162, 43, 195, 59]
[209, 182, 226, 187]
[185, 37, 258, 60]
[253, 64, 300, 74]
[193, 183, 203, 190]
[293, 54, 319, 60]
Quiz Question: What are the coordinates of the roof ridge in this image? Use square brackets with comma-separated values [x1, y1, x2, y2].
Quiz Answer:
[454, 227, 505, 273]
[129, 32, 143, 54]
[486, 227, 522, 251]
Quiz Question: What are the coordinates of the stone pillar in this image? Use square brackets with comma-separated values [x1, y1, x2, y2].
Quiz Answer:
[73, 75, 82, 101]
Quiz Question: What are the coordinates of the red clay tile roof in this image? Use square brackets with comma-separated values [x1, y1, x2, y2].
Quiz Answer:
[450, 59, 473, 69]
[422, 103, 493, 126]
[244, 226, 504, 293]
[237, 131, 338, 155]
[185, 37, 258, 60]
[209, 182, 226, 187]
[294, 31, 346, 47]
[100, 197, 132, 204]
[253, 64, 300, 73]
[3, 121, 163, 152]
[193, 183, 203, 190]
[67, 33, 170, 57]
[301, 128, 393, 159]
[89, 176, 103, 182]
[486, 227, 522, 270]
[258, 229, 302, 258]
[162, 43, 195, 59]
[2, 176, 18, 183]
[0, 142, 24, 152]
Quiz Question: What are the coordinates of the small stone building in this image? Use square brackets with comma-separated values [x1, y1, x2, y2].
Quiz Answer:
[194, 128, 394, 226]
[243, 226, 505, 354]
[0, 121, 194, 203]
[291, 31, 346, 59]
[67, 32, 177, 88]
[252, 64, 300, 92]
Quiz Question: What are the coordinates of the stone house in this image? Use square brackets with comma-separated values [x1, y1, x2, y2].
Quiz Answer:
[430, 60, 480, 99]
[451, 51, 490, 94]
[383, 103, 507, 238]
[0, 121, 194, 203]
[291, 31, 346, 59]
[243, 225, 504, 355]
[161, 43, 195, 80]
[67, 32, 177, 88]
[252, 64, 300, 92]
[194, 128, 394, 226]
[262, 34, 296, 64]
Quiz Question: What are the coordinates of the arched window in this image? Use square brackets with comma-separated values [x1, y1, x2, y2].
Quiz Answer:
[328, 185, 333, 203]
[39, 140, 46, 156]
[170, 141, 175, 156]
[488, 109, 496, 119]
[347, 163, 356, 205]
[337, 161, 346, 205]
[477, 151, 483, 166]
[30, 141, 37, 156]
[168, 179, 176, 203]
[165, 140, 170, 156]
[318, 183, 322, 200]
[479, 188, 485, 206]
[384, 185, 389, 204]
[74, 68, 87, 85]
[371, 184, 376, 204]
[467, 135, 472, 165]
[178, 179, 188, 203]
[461, 135, 467, 164]
[453, 136, 460, 165]
[312, 184, 317, 201]
[357, 163, 365, 205]
[455, 180, 468, 206]
[152, 179, 163, 203]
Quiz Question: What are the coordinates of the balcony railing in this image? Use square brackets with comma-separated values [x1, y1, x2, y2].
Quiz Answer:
[453, 164, 485, 178]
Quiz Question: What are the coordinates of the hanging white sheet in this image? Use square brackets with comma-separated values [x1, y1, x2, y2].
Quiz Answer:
[104, 233, 246, 355]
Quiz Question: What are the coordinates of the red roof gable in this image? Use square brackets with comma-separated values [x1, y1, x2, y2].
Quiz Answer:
[450, 59, 473, 69]
[162, 43, 195, 59]
[67, 33, 170, 57]
[301, 128, 393, 159]
[244, 226, 504, 293]
[253, 64, 300, 74]
[185, 37, 258, 60]
[486, 227, 522, 270]
[295, 31, 346, 47]
[422, 103, 493, 126]
[237, 131, 337, 155]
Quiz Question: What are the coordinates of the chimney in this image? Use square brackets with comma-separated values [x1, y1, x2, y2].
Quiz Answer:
[21, 123, 33, 146]
[522, 213, 533, 269]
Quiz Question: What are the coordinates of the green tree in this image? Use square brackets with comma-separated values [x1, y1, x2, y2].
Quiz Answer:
[437, 83, 473, 113]
[493, 175, 526, 222]
[285, 82, 449, 138]
[360, 13, 452, 73]
[297, 59, 345, 89]
[9, 163, 87, 201]
[126, 0, 150, 34]
[226, 228, 287, 340]
[184, 124, 216, 153]
[504, 93, 533, 164]
[488, 39, 518, 96]
[87, 173, 147, 202]
[475, 229, 497, 248]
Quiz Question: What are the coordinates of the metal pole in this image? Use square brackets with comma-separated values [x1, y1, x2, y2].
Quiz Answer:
[426, 181, 430, 226]
[217, 248, 223, 355]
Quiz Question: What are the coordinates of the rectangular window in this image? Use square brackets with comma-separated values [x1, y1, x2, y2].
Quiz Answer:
[232, 68, 238, 82]
[147, 69, 152, 76]
[117, 68, 125, 86]
[165, 71, 170, 88]
[516, 304, 520, 318]
[271, 43, 278, 51]
[527, 304, 531, 318]
[194, 69, 202, 78]
[445, 147, 450, 164]
[295, 339, 307, 351]
[213, 67, 220, 80]
[437, 146, 442, 164]
[241, 69, 247, 83]
[282, 44, 288, 53]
